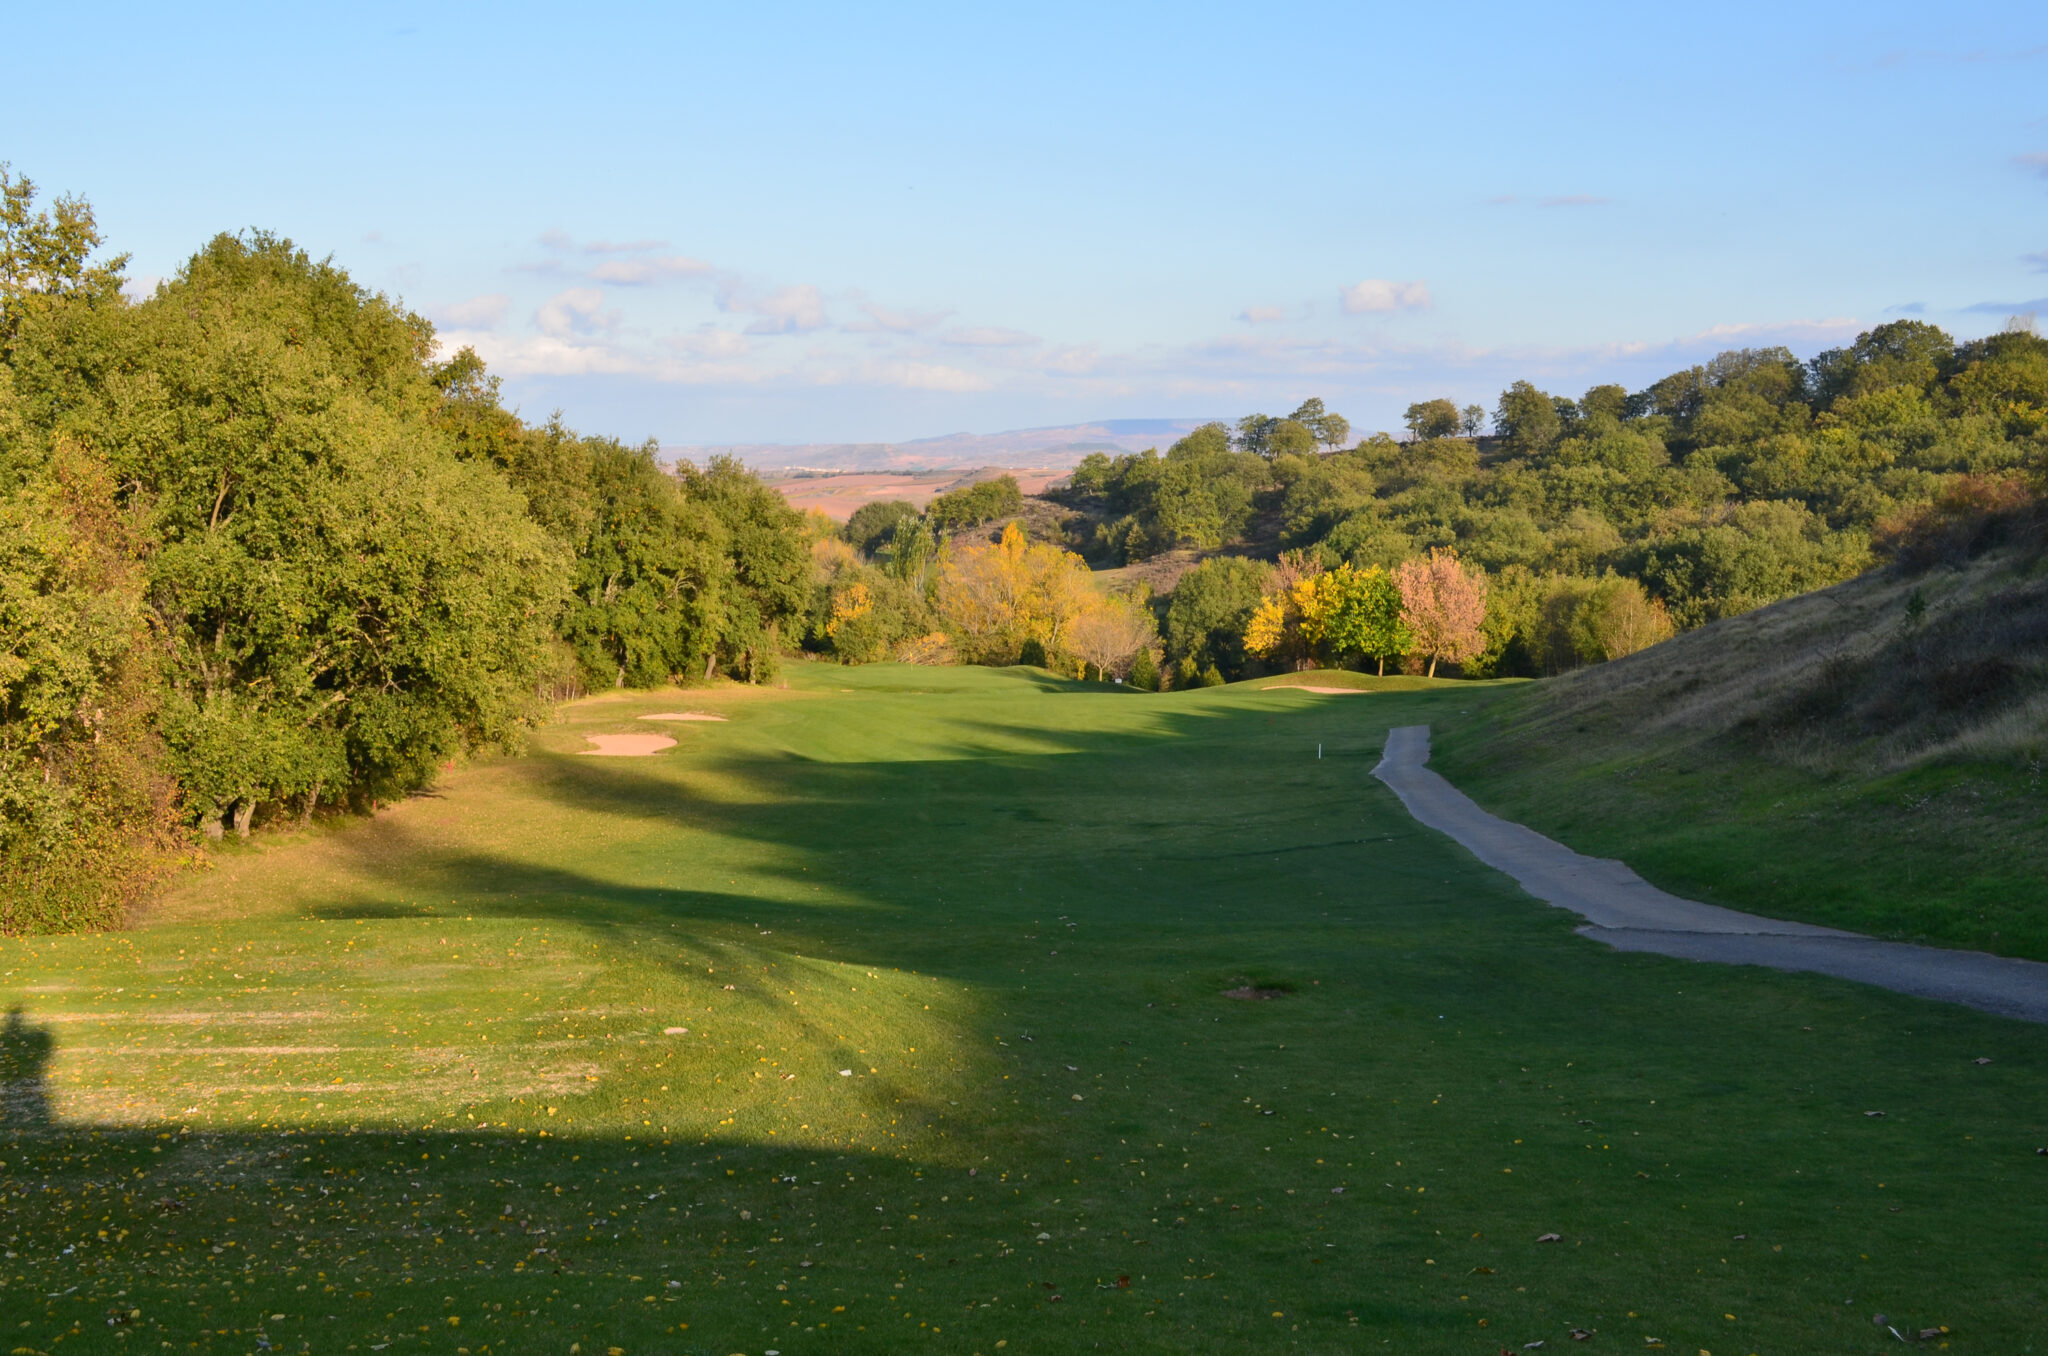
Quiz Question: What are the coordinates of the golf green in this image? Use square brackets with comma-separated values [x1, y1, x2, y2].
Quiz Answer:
[1, 666, 2040, 1354]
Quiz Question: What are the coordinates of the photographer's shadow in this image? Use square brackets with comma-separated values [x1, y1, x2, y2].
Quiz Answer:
[0, 1006, 54, 1126]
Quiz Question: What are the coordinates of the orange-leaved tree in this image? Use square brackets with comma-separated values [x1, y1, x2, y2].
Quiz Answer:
[1394, 548, 1487, 677]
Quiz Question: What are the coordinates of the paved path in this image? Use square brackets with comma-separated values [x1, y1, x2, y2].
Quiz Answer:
[1372, 725, 2048, 1025]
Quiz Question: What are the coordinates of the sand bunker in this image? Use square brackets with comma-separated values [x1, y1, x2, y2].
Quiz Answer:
[1276, 685, 1370, 694]
[577, 733, 677, 756]
[637, 712, 729, 722]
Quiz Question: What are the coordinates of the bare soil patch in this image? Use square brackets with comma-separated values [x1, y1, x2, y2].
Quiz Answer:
[578, 733, 678, 757]
[1284, 686, 1371, 695]
[638, 712, 728, 722]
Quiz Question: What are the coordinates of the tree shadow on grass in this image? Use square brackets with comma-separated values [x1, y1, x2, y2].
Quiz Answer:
[0, 1005, 54, 1126]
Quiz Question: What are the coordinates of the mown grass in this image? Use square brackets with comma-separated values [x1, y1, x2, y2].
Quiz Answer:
[1, 666, 2043, 1355]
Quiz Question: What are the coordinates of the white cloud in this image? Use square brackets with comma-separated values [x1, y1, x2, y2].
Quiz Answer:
[590, 255, 713, 284]
[439, 292, 510, 330]
[662, 327, 752, 358]
[1037, 344, 1101, 376]
[120, 274, 164, 303]
[1339, 279, 1432, 314]
[583, 238, 671, 254]
[538, 229, 573, 252]
[844, 299, 951, 333]
[2026, 249, 2048, 272]
[2018, 152, 2048, 180]
[535, 287, 618, 338]
[1237, 305, 1287, 324]
[437, 329, 643, 378]
[1683, 316, 1861, 342]
[868, 360, 992, 391]
[940, 325, 1038, 348]
[720, 282, 829, 334]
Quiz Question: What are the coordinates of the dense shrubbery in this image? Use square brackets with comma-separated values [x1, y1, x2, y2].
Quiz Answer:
[0, 172, 812, 930]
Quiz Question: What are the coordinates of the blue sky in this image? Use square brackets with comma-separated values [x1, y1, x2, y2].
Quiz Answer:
[9, 1, 2047, 443]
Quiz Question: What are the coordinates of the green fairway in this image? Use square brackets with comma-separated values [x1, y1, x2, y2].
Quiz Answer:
[2, 666, 2043, 1354]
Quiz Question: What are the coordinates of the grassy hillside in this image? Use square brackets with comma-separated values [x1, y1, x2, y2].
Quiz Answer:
[1435, 534, 2048, 958]
[1, 667, 2043, 1353]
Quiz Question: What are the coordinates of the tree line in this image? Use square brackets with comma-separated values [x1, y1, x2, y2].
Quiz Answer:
[0, 170, 814, 930]
[1055, 321, 2046, 681]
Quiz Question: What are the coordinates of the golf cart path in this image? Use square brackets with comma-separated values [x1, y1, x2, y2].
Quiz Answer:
[1372, 725, 2048, 1025]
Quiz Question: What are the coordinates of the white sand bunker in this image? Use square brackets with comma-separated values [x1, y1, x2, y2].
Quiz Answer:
[1278, 685, 1371, 694]
[577, 733, 677, 756]
[637, 711, 729, 722]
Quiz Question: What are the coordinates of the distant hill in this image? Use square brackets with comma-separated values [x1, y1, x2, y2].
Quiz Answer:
[668, 418, 1216, 473]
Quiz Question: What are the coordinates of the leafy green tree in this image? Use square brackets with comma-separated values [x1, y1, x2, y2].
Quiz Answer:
[1288, 397, 1350, 449]
[1234, 413, 1279, 456]
[927, 475, 1022, 529]
[677, 456, 812, 682]
[845, 499, 919, 555]
[1165, 556, 1271, 677]
[1267, 562, 1412, 674]
[1404, 399, 1461, 440]
[0, 453, 174, 929]
[0, 163, 129, 365]
[1493, 381, 1563, 456]
[1809, 320, 1954, 407]
[880, 511, 939, 591]
[1266, 419, 1319, 458]
[557, 439, 723, 689]
[1570, 574, 1673, 661]
[76, 233, 571, 821]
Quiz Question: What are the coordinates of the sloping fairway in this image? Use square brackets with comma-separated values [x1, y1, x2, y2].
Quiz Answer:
[1, 667, 2043, 1354]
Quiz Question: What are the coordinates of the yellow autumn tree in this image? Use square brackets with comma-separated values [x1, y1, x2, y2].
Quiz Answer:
[936, 522, 1102, 664]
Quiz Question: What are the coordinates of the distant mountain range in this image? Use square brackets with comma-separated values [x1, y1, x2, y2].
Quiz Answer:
[666, 419, 1216, 473]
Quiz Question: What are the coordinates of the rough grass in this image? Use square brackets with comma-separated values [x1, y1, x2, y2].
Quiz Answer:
[1434, 546, 2048, 960]
[1, 667, 2043, 1354]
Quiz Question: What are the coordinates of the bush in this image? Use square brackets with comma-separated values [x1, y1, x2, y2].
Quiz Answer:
[1018, 636, 1048, 668]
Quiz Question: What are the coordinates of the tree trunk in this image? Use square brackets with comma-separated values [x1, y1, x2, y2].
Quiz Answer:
[202, 809, 225, 842]
[1427, 655, 1438, 678]
[232, 799, 255, 839]
[703, 652, 718, 681]
[301, 781, 322, 829]
[1377, 656, 1385, 676]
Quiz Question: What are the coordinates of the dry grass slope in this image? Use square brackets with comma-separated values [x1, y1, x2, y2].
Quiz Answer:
[1494, 529, 2047, 773]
